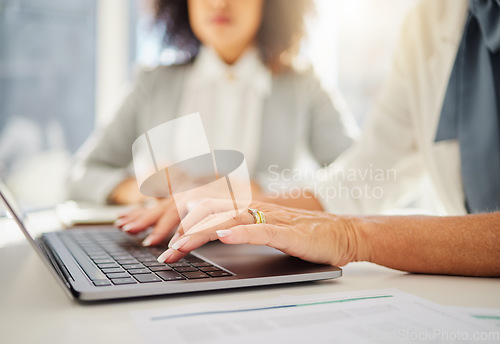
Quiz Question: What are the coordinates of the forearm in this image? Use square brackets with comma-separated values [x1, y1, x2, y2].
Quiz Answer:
[107, 177, 146, 205]
[66, 162, 129, 203]
[354, 213, 500, 276]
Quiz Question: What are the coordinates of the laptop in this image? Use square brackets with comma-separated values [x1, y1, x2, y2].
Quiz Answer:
[0, 179, 341, 302]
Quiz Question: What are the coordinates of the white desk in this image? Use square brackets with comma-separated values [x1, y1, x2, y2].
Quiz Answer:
[1, 216, 499, 344]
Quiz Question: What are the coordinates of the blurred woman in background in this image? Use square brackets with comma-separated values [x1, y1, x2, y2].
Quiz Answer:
[67, 0, 357, 208]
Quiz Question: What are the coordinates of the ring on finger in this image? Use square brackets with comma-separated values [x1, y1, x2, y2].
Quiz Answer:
[248, 208, 266, 224]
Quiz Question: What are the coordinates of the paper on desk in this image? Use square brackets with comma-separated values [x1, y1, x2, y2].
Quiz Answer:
[448, 306, 500, 329]
[131, 289, 500, 344]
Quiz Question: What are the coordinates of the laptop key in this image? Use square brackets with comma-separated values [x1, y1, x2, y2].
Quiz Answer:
[88, 254, 111, 260]
[93, 258, 115, 264]
[168, 261, 191, 268]
[191, 262, 213, 267]
[84, 250, 107, 256]
[182, 271, 210, 279]
[174, 266, 199, 272]
[137, 256, 157, 263]
[131, 251, 152, 257]
[199, 266, 222, 272]
[183, 255, 205, 263]
[122, 264, 144, 270]
[106, 272, 130, 279]
[134, 274, 162, 283]
[97, 263, 119, 269]
[206, 271, 232, 277]
[148, 248, 165, 255]
[143, 262, 166, 267]
[110, 254, 134, 260]
[128, 268, 151, 275]
[117, 259, 139, 265]
[101, 268, 124, 274]
[156, 271, 185, 281]
[149, 266, 173, 272]
[111, 277, 137, 285]
[93, 279, 112, 286]
[83, 246, 102, 253]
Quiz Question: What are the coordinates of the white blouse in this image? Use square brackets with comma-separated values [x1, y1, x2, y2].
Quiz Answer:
[177, 46, 272, 173]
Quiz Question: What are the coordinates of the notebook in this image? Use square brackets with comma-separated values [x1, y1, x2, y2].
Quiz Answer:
[0, 179, 341, 302]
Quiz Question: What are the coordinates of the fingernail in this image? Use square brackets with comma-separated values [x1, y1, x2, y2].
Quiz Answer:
[123, 223, 135, 232]
[172, 236, 190, 250]
[157, 249, 174, 263]
[168, 233, 180, 248]
[217, 229, 232, 238]
[142, 236, 153, 247]
[114, 219, 124, 227]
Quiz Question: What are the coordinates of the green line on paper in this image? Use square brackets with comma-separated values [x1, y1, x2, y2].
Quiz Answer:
[151, 294, 394, 321]
[471, 315, 500, 320]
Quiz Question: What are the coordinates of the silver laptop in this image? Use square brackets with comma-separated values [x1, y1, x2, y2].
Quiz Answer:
[0, 179, 341, 302]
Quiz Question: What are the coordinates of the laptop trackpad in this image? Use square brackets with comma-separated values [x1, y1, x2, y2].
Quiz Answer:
[194, 241, 338, 279]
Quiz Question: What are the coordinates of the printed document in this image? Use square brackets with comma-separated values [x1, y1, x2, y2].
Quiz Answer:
[132, 289, 499, 343]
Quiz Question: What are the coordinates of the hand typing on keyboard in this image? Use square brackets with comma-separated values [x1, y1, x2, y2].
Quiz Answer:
[114, 181, 264, 248]
[152, 199, 357, 267]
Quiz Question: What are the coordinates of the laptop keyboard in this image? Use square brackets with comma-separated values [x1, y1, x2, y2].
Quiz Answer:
[61, 229, 232, 287]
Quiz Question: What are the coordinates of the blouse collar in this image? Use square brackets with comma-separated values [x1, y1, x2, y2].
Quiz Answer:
[189, 45, 272, 96]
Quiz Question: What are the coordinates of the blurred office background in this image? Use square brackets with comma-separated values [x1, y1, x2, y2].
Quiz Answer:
[0, 0, 417, 208]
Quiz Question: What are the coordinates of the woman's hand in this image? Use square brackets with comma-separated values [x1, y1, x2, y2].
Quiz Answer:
[155, 199, 367, 267]
[115, 179, 270, 247]
[114, 197, 182, 246]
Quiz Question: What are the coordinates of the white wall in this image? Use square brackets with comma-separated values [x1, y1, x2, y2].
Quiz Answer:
[96, 0, 131, 127]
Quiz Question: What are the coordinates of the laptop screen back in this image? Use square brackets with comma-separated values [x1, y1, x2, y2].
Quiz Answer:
[0, 177, 43, 247]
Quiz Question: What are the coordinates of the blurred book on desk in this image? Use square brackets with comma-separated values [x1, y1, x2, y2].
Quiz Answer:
[56, 201, 133, 227]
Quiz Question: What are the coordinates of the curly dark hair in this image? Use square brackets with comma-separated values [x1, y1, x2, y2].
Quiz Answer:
[152, 0, 314, 73]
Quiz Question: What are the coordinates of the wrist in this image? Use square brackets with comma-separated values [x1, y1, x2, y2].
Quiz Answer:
[107, 187, 122, 204]
[343, 216, 374, 263]
[108, 178, 142, 205]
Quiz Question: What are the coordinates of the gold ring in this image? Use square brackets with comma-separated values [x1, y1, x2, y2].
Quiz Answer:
[248, 208, 266, 224]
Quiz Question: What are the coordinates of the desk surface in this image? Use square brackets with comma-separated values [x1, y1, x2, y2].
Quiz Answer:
[1, 217, 499, 344]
